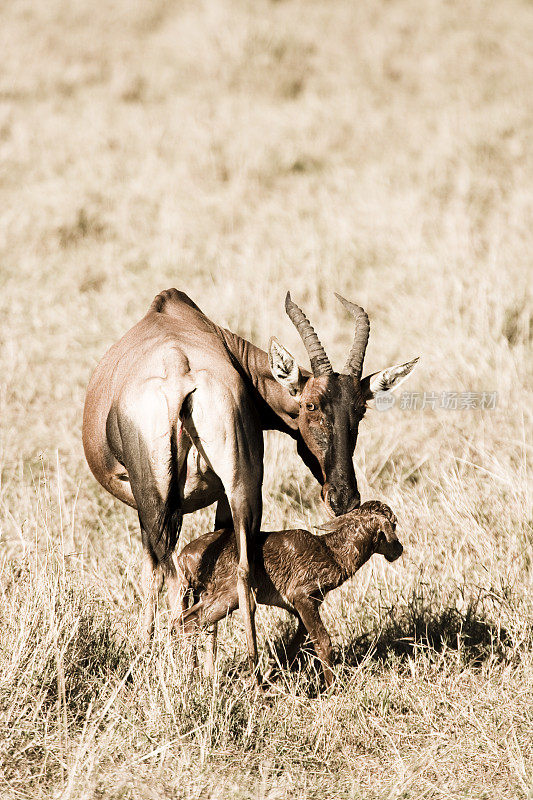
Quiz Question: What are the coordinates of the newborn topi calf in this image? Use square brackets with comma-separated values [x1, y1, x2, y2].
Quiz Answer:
[174, 501, 403, 686]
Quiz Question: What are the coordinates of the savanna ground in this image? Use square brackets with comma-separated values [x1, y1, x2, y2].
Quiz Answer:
[0, 0, 532, 797]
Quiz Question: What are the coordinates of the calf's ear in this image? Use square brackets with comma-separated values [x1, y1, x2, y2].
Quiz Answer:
[269, 337, 304, 397]
[381, 519, 398, 543]
[313, 516, 348, 532]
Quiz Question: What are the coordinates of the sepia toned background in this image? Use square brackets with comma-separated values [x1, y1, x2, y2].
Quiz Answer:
[0, 1, 532, 797]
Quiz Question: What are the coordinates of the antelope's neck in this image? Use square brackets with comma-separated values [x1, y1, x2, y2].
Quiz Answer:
[324, 529, 373, 577]
[217, 326, 300, 433]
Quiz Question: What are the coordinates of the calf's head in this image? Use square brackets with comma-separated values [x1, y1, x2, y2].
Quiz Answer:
[363, 501, 404, 562]
[269, 293, 418, 517]
[317, 500, 404, 561]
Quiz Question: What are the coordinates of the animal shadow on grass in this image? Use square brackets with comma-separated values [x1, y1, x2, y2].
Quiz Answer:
[259, 589, 518, 695]
[340, 589, 516, 671]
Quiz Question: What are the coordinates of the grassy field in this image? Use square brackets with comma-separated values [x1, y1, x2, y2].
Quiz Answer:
[1, 0, 532, 797]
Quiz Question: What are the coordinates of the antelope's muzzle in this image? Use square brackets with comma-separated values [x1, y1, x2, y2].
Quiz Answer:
[384, 539, 403, 563]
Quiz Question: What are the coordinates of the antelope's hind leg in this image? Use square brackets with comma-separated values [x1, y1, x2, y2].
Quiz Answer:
[182, 377, 263, 674]
[140, 528, 164, 644]
[116, 393, 184, 644]
[170, 581, 200, 672]
[202, 495, 234, 677]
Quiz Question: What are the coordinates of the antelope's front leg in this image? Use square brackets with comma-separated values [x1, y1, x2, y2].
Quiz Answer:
[225, 469, 262, 675]
[293, 596, 334, 688]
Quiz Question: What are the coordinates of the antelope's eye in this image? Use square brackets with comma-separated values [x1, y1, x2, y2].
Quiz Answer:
[305, 402, 317, 412]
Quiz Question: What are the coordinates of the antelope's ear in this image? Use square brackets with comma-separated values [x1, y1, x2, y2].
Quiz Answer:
[380, 519, 398, 544]
[313, 514, 350, 532]
[361, 357, 419, 407]
[268, 337, 304, 397]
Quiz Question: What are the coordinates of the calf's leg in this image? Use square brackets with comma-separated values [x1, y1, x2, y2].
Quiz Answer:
[204, 627, 218, 677]
[284, 616, 308, 666]
[293, 597, 334, 688]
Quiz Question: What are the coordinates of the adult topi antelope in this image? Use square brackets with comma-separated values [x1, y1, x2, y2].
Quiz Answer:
[82, 288, 417, 668]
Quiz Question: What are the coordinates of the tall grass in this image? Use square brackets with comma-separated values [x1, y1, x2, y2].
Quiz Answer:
[0, 0, 532, 796]
[1, 467, 531, 798]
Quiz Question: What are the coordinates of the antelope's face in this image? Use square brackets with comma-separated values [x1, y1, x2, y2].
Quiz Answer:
[374, 516, 403, 562]
[270, 292, 419, 518]
[298, 374, 365, 515]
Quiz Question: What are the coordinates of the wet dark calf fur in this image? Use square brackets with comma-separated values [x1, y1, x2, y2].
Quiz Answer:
[175, 501, 403, 686]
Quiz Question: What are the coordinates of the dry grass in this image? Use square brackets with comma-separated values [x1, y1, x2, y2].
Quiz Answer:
[0, 0, 532, 797]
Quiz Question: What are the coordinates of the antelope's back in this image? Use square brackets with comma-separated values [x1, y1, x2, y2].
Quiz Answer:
[82, 289, 234, 500]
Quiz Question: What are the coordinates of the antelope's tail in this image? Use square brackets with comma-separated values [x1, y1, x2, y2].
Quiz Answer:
[157, 423, 183, 558]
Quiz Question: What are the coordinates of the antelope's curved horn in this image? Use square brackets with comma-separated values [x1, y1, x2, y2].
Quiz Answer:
[285, 292, 333, 376]
[334, 293, 370, 379]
